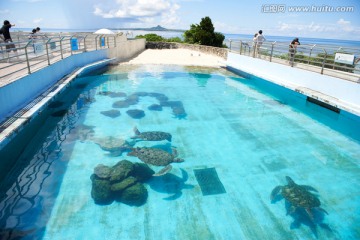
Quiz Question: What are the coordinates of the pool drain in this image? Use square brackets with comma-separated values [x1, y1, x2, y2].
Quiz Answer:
[194, 167, 226, 196]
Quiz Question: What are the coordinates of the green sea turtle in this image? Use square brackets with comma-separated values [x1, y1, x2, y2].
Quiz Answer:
[270, 176, 328, 221]
[127, 147, 183, 176]
[92, 136, 133, 156]
[131, 127, 172, 142]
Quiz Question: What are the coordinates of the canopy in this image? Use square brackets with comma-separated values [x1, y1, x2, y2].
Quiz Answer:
[93, 28, 116, 35]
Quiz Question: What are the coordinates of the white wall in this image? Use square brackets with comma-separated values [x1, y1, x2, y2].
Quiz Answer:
[109, 38, 145, 61]
[226, 53, 360, 115]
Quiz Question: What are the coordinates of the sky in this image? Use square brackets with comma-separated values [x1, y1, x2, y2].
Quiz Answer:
[0, 0, 360, 40]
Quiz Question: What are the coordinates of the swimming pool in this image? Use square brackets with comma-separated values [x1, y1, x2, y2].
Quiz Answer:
[0, 64, 359, 239]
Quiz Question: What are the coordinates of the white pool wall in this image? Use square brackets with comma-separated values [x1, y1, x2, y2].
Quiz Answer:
[226, 52, 360, 116]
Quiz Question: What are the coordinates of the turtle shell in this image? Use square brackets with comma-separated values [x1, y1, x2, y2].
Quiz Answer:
[93, 136, 128, 152]
[281, 185, 320, 208]
[129, 148, 174, 166]
[137, 131, 172, 141]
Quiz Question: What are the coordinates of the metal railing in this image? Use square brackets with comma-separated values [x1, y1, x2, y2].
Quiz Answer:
[0, 33, 123, 85]
[225, 38, 360, 81]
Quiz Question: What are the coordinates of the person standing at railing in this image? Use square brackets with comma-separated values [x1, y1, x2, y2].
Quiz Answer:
[1, 20, 19, 61]
[28, 29, 39, 54]
[289, 38, 300, 65]
[252, 33, 258, 49]
[254, 30, 266, 57]
[36, 27, 47, 39]
[28, 29, 37, 40]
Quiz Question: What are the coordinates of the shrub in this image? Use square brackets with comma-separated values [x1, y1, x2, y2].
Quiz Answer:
[136, 34, 164, 42]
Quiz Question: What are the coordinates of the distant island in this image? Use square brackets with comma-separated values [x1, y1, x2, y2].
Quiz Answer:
[113, 25, 185, 32]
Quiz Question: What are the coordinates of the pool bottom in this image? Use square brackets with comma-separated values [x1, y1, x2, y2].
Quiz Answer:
[0, 65, 359, 240]
[227, 65, 360, 142]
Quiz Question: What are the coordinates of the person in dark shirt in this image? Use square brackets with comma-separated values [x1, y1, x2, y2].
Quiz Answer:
[29, 28, 37, 40]
[289, 37, 300, 65]
[1, 20, 17, 52]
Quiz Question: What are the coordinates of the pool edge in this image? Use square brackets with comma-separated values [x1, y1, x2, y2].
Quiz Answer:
[0, 58, 115, 151]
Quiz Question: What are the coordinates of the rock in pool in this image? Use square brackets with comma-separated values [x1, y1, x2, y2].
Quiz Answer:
[126, 109, 145, 119]
[100, 109, 121, 118]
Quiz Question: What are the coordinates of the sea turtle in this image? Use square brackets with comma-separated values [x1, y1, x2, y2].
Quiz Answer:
[131, 127, 172, 142]
[270, 176, 328, 221]
[92, 136, 133, 156]
[127, 147, 183, 176]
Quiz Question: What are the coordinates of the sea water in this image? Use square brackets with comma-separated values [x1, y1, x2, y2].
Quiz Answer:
[0, 65, 359, 240]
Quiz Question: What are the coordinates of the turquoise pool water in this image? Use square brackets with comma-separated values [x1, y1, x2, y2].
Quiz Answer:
[0, 65, 359, 240]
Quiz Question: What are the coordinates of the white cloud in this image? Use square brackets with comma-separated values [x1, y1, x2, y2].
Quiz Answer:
[273, 19, 360, 39]
[279, 22, 290, 31]
[33, 18, 43, 24]
[276, 19, 358, 33]
[337, 18, 354, 32]
[160, 3, 180, 26]
[94, 0, 173, 18]
[93, 0, 180, 27]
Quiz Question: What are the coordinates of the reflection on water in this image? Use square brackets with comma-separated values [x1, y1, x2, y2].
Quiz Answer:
[0, 86, 95, 239]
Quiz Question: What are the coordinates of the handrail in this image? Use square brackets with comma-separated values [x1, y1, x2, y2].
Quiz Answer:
[0, 33, 122, 84]
[45, 38, 52, 65]
[24, 41, 32, 74]
[224, 38, 360, 80]
[321, 49, 327, 75]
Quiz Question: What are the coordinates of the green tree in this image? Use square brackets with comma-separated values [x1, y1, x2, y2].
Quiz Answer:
[135, 33, 164, 42]
[184, 16, 225, 47]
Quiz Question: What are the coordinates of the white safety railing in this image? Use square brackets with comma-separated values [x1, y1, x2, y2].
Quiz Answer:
[0, 33, 123, 84]
[225, 38, 360, 81]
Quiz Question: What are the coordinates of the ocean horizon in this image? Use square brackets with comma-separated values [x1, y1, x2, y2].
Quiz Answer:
[14, 28, 360, 48]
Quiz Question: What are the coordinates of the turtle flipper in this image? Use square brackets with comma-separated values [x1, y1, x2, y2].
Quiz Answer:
[173, 158, 184, 163]
[172, 148, 178, 157]
[300, 185, 318, 192]
[153, 165, 173, 177]
[163, 191, 182, 200]
[133, 126, 140, 136]
[285, 176, 296, 186]
[287, 205, 296, 215]
[316, 207, 328, 215]
[305, 208, 315, 221]
[270, 186, 282, 201]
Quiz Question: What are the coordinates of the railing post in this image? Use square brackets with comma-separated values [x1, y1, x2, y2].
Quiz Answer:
[229, 40, 232, 51]
[95, 35, 99, 50]
[333, 47, 342, 70]
[24, 42, 32, 74]
[239, 41, 243, 55]
[107, 36, 110, 48]
[270, 41, 276, 62]
[84, 35, 88, 51]
[114, 36, 116, 47]
[308, 44, 316, 64]
[320, 49, 327, 74]
[60, 36, 65, 59]
[45, 38, 51, 65]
